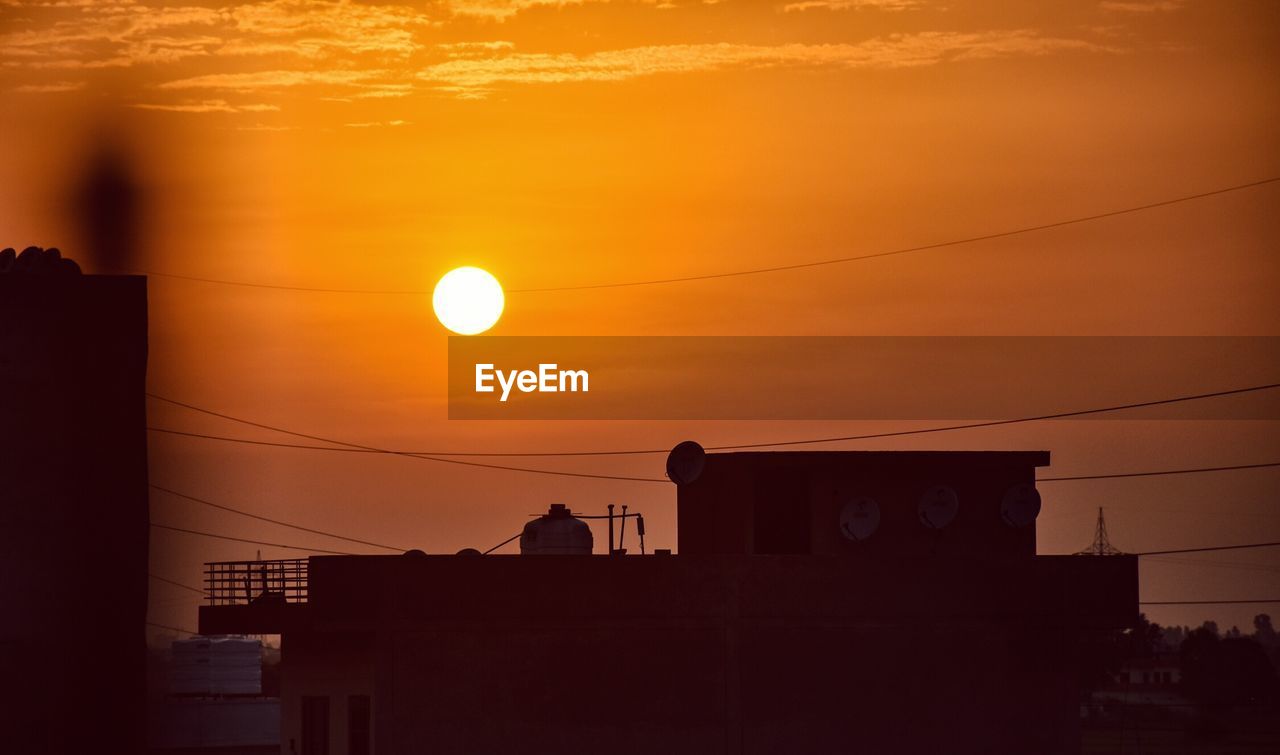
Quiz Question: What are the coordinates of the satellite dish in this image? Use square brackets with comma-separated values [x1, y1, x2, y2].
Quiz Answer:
[1001, 484, 1041, 528]
[838, 496, 880, 542]
[918, 485, 959, 530]
[666, 440, 706, 485]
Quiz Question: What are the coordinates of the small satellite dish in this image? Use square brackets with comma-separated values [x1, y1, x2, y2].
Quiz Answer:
[1001, 484, 1041, 528]
[666, 440, 706, 485]
[918, 485, 959, 530]
[838, 496, 880, 542]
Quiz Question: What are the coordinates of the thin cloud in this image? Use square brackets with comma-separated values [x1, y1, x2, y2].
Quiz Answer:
[236, 123, 301, 130]
[0, 1, 1124, 114]
[352, 83, 416, 97]
[0, 3, 225, 68]
[438, 40, 517, 58]
[0, 0, 439, 70]
[343, 119, 410, 127]
[11, 80, 85, 92]
[131, 99, 282, 112]
[1099, 1, 1183, 11]
[223, 0, 435, 58]
[418, 32, 1114, 95]
[446, 1, 664, 22]
[438, 41, 516, 50]
[159, 69, 389, 91]
[782, 1, 922, 12]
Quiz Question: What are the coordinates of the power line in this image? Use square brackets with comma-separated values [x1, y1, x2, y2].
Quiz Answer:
[151, 427, 400, 453]
[512, 178, 1280, 292]
[154, 515, 1280, 561]
[130, 176, 1280, 294]
[699, 383, 1280, 455]
[1040, 461, 1280, 482]
[148, 393, 1280, 486]
[150, 522, 355, 555]
[149, 415, 1280, 486]
[1139, 599, 1280, 605]
[146, 394, 667, 483]
[1057, 541, 1280, 557]
[152, 484, 405, 552]
[150, 572, 204, 594]
[1145, 556, 1280, 575]
[1135, 541, 1280, 557]
[147, 381, 1280, 458]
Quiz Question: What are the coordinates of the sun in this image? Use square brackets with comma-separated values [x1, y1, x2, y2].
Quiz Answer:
[432, 266, 505, 335]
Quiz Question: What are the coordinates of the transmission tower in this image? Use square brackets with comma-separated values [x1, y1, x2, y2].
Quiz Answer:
[1075, 507, 1125, 555]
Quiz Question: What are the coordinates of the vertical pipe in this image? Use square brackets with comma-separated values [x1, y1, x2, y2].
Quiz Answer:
[607, 504, 615, 554]
[637, 514, 646, 555]
[618, 505, 629, 552]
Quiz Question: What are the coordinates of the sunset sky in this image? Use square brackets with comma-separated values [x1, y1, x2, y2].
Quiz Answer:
[1, 0, 1278, 639]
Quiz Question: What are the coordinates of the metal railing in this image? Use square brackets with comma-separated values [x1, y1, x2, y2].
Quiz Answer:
[204, 559, 308, 605]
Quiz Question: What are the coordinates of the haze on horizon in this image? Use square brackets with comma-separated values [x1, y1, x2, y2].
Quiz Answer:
[0, 0, 1277, 639]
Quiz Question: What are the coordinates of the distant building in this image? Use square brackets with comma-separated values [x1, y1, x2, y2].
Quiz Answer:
[150, 638, 279, 755]
[1086, 652, 1190, 714]
[200, 449, 1137, 755]
[0, 267, 149, 753]
[1118, 653, 1182, 688]
[171, 637, 265, 697]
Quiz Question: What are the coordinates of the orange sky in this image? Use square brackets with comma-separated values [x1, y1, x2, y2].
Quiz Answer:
[1, 0, 1278, 639]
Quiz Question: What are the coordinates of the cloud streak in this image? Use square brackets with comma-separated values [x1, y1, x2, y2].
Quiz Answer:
[131, 98, 282, 113]
[1099, 1, 1184, 12]
[781, 1, 923, 12]
[11, 80, 85, 93]
[0, 0, 438, 69]
[1, 1, 1123, 111]
[158, 68, 389, 91]
[445, 1, 666, 22]
[418, 32, 1113, 94]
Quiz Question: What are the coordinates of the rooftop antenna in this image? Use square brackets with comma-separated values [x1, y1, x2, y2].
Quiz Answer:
[1075, 507, 1125, 555]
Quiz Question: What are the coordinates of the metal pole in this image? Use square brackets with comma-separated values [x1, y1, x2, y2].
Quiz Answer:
[637, 514, 646, 555]
[607, 504, 615, 554]
[618, 505, 628, 552]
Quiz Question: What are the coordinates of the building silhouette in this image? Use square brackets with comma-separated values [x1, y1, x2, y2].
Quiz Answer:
[201, 449, 1137, 755]
[0, 263, 150, 753]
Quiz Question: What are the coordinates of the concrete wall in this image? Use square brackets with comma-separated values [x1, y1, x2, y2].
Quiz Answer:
[281, 632, 373, 755]
[679, 451, 1048, 559]
[260, 553, 1135, 755]
[149, 698, 280, 749]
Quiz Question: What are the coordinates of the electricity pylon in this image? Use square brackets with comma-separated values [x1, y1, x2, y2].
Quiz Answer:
[1075, 507, 1125, 555]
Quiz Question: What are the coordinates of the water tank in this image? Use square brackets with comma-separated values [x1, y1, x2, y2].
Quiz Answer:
[519, 504, 593, 555]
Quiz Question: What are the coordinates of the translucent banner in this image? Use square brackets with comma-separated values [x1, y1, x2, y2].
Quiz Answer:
[446, 336, 1280, 420]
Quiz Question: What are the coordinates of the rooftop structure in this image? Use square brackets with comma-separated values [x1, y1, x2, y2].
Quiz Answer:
[199, 448, 1137, 755]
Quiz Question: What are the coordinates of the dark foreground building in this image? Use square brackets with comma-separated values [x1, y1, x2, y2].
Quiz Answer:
[201, 450, 1137, 755]
[0, 264, 150, 753]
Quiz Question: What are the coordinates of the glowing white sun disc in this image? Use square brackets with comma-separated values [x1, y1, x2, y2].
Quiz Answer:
[432, 266, 504, 335]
